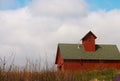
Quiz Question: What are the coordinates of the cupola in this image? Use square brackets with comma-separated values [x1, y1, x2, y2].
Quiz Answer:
[81, 31, 97, 52]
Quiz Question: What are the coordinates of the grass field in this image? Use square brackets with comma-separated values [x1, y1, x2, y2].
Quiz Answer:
[0, 64, 119, 81]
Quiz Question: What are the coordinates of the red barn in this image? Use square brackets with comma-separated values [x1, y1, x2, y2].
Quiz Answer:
[55, 31, 120, 72]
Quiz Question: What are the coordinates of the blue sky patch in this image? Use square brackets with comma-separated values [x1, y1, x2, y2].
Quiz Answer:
[0, 0, 32, 10]
[86, 0, 120, 11]
[16, 0, 32, 7]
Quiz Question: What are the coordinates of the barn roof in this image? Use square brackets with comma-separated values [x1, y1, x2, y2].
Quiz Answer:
[58, 44, 120, 60]
[81, 31, 97, 40]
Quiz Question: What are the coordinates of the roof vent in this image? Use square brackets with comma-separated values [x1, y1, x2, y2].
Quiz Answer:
[78, 45, 80, 49]
[77, 41, 80, 49]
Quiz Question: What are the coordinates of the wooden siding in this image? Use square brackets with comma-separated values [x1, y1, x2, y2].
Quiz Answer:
[63, 60, 120, 71]
[56, 49, 64, 71]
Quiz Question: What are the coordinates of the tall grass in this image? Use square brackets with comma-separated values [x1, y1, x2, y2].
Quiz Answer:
[0, 68, 118, 81]
[0, 57, 119, 81]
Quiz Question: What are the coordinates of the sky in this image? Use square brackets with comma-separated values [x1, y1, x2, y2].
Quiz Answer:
[86, 0, 120, 11]
[0, 0, 120, 67]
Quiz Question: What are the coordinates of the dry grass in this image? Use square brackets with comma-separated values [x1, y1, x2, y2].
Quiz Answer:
[0, 57, 119, 81]
[0, 67, 118, 81]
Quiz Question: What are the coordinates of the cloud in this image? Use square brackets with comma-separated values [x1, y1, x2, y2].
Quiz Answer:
[81, 10, 120, 44]
[0, 0, 120, 67]
[29, 0, 88, 17]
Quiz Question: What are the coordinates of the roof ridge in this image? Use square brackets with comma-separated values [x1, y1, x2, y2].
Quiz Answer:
[58, 43, 116, 45]
[96, 44, 117, 46]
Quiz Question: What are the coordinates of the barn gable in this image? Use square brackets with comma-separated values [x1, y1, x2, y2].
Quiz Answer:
[55, 46, 64, 71]
[81, 31, 97, 40]
[55, 47, 64, 64]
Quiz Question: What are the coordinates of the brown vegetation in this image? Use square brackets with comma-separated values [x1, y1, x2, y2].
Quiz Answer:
[0, 57, 119, 81]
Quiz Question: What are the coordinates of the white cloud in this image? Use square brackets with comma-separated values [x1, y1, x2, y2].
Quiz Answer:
[29, 0, 88, 17]
[80, 10, 120, 44]
[0, 0, 120, 67]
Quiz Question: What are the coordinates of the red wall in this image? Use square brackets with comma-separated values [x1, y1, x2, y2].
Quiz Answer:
[63, 60, 120, 71]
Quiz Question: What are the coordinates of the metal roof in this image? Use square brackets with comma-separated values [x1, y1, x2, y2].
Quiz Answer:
[58, 44, 120, 60]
